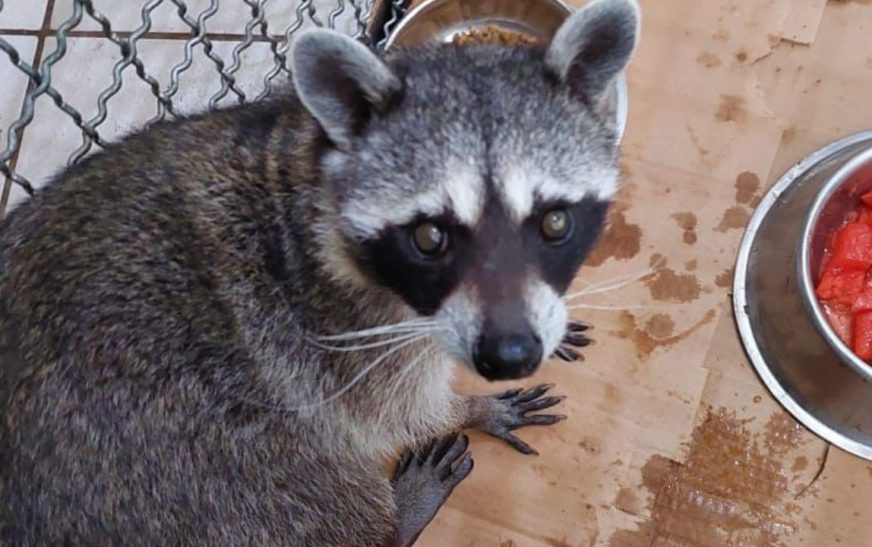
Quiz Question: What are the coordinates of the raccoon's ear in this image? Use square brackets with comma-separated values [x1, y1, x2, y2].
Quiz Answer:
[546, 0, 639, 106]
[291, 29, 402, 150]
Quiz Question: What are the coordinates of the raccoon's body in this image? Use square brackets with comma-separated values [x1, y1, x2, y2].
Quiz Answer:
[0, 1, 639, 545]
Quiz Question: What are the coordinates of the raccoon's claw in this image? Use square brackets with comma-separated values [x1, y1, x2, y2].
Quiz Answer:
[391, 433, 474, 546]
[554, 321, 594, 362]
[474, 384, 567, 456]
[567, 320, 592, 333]
[554, 347, 583, 362]
[564, 333, 593, 348]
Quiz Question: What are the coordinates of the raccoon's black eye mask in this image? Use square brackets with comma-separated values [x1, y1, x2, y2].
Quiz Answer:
[352, 196, 608, 316]
[522, 197, 610, 294]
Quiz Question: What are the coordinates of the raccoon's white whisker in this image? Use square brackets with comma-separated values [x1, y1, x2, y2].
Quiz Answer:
[376, 343, 435, 429]
[236, 334, 432, 415]
[563, 265, 661, 301]
[315, 326, 438, 342]
[567, 303, 660, 311]
[289, 334, 430, 412]
[316, 319, 439, 341]
[575, 267, 655, 294]
[306, 329, 443, 353]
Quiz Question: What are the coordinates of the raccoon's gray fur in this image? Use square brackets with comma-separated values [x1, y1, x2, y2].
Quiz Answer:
[0, 0, 639, 544]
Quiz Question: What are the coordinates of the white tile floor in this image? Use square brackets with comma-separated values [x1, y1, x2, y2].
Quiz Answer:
[0, 0, 366, 215]
[50, 0, 359, 36]
[0, 0, 48, 30]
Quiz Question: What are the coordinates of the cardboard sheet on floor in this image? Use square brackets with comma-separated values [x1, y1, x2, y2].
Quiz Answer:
[407, 0, 872, 545]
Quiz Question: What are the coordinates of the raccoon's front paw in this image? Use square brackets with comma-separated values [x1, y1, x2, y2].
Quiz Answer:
[391, 433, 473, 546]
[472, 384, 567, 456]
[553, 321, 593, 363]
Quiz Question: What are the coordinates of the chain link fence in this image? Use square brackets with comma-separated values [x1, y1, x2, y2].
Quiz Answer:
[0, 0, 412, 216]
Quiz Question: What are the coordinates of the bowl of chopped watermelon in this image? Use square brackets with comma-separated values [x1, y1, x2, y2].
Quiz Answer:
[812, 188, 872, 359]
[735, 130, 872, 460]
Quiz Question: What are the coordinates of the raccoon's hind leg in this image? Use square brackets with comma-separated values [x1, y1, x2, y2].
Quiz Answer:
[389, 433, 473, 547]
[463, 384, 567, 455]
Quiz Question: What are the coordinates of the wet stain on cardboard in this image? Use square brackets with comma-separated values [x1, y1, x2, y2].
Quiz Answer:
[645, 254, 701, 303]
[671, 212, 698, 245]
[609, 409, 807, 546]
[715, 95, 748, 123]
[647, 268, 702, 303]
[764, 413, 805, 456]
[645, 314, 675, 338]
[716, 206, 752, 232]
[613, 309, 716, 358]
[686, 123, 711, 161]
[783, 126, 797, 144]
[578, 437, 603, 456]
[685, 259, 698, 272]
[614, 487, 643, 516]
[715, 268, 734, 288]
[735, 50, 749, 63]
[792, 457, 809, 473]
[586, 207, 642, 267]
[735, 171, 761, 204]
[697, 51, 722, 68]
[604, 383, 621, 404]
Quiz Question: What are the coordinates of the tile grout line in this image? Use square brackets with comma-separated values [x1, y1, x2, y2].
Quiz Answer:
[0, 0, 55, 217]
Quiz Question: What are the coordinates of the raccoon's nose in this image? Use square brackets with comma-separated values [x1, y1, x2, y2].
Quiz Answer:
[474, 332, 544, 381]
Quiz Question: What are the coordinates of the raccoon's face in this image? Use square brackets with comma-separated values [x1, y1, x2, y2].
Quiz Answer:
[293, 0, 639, 380]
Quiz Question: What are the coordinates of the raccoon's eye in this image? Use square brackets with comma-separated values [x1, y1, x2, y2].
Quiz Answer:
[541, 209, 573, 242]
[412, 222, 449, 257]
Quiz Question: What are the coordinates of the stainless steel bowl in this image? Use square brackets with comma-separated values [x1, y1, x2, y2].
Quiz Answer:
[383, 0, 629, 143]
[735, 130, 872, 460]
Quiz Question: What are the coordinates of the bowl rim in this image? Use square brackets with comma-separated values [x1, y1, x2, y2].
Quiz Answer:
[734, 129, 872, 461]
[798, 145, 872, 383]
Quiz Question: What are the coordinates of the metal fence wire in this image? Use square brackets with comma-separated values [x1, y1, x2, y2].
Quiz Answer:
[0, 0, 412, 216]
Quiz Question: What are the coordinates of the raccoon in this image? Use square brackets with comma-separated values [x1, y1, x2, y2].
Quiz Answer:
[0, 0, 639, 544]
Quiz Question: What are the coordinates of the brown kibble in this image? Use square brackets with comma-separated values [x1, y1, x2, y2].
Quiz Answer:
[453, 25, 540, 46]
